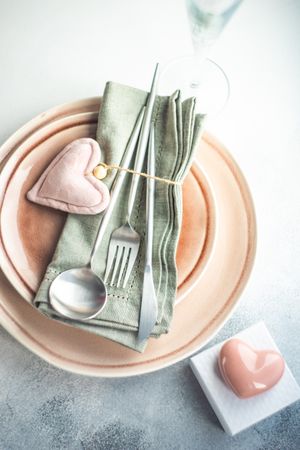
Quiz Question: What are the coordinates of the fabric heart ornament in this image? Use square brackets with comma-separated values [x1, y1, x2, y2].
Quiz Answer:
[27, 138, 110, 215]
[218, 338, 285, 398]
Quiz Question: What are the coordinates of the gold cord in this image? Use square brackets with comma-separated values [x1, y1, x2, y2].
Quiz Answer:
[94, 163, 182, 186]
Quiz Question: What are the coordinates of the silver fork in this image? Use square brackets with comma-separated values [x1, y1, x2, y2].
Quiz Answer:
[103, 182, 140, 288]
[104, 63, 160, 288]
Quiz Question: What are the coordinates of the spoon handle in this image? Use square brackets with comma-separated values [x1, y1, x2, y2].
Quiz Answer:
[89, 106, 145, 267]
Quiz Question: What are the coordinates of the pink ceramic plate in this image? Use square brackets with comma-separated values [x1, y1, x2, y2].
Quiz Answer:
[0, 109, 216, 304]
[0, 98, 256, 377]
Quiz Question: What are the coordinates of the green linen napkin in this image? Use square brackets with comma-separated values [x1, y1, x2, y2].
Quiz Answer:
[34, 82, 204, 352]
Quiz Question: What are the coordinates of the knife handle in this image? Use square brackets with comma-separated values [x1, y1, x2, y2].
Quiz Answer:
[145, 124, 155, 266]
[127, 63, 159, 220]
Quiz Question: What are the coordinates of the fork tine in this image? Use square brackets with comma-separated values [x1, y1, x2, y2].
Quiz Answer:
[116, 246, 130, 288]
[122, 245, 139, 288]
[104, 240, 118, 283]
[110, 246, 123, 286]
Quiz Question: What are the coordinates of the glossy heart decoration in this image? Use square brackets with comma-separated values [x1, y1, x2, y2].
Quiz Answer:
[218, 339, 285, 399]
[27, 138, 110, 215]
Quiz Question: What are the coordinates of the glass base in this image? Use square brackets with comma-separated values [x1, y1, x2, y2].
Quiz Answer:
[158, 56, 230, 116]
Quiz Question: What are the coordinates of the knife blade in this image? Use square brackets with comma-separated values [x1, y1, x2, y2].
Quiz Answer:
[138, 124, 158, 342]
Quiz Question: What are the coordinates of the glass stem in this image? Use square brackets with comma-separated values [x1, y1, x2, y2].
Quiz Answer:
[190, 46, 209, 89]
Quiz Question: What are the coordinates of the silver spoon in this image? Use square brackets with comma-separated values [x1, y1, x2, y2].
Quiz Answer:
[49, 107, 145, 321]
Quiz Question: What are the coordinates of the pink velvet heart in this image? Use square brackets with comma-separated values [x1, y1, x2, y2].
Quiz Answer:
[218, 338, 285, 399]
[27, 138, 110, 215]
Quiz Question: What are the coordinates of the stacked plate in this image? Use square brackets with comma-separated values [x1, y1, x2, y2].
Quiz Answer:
[0, 98, 256, 377]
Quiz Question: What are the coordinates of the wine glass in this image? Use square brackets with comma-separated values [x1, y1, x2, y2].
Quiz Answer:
[159, 0, 243, 116]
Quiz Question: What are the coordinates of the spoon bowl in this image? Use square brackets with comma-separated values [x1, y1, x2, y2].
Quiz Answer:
[49, 267, 107, 320]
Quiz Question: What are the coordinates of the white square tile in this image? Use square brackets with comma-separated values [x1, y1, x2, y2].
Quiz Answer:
[190, 322, 300, 436]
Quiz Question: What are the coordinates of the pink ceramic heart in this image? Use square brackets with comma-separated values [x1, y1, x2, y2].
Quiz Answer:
[27, 138, 110, 214]
[218, 338, 285, 398]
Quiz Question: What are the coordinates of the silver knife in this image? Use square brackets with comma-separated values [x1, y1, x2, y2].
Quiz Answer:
[138, 124, 158, 342]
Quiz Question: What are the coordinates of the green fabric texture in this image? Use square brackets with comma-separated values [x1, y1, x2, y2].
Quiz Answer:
[34, 82, 204, 352]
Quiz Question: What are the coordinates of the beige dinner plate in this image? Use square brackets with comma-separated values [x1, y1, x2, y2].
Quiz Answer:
[0, 98, 256, 377]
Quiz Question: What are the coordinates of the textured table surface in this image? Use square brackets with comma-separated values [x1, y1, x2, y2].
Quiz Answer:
[0, 0, 300, 449]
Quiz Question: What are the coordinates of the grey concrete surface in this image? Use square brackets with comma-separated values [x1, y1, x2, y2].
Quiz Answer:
[1, 293, 299, 450]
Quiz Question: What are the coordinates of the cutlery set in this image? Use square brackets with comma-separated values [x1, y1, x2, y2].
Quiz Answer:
[49, 64, 160, 341]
